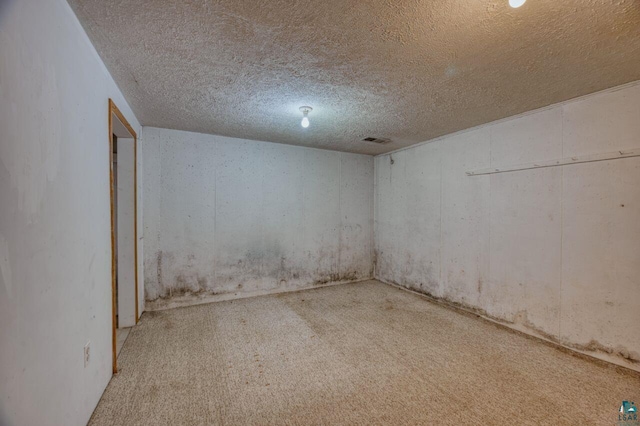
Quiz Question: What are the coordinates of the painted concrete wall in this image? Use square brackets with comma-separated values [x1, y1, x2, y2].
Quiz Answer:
[0, 1, 141, 425]
[375, 82, 640, 370]
[142, 127, 374, 308]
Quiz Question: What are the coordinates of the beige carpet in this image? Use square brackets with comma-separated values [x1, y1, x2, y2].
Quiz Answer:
[90, 280, 639, 425]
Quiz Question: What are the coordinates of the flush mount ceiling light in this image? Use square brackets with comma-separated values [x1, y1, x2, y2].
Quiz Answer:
[509, 0, 526, 8]
[299, 106, 312, 128]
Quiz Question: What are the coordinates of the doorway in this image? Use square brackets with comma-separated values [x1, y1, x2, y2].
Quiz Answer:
[109, 99, 139, 374]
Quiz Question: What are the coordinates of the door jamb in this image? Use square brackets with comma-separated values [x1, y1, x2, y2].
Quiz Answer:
[108, 98, 139, 374]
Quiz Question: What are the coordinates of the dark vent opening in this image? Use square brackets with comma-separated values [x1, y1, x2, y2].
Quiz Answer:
[362, 137, 391, 144]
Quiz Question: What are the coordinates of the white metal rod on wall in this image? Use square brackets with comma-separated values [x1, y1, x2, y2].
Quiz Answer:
[466, 148, 640, 176]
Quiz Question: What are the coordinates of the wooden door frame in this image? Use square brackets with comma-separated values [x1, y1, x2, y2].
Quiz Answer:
[108, 98, 139, 374]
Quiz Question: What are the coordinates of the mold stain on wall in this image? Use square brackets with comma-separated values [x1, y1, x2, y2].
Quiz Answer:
[143, 128, 375, 309]
[374, 83, 640, 369]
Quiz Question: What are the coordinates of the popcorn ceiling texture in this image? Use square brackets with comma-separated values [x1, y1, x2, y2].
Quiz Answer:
[68, 0, 640, 155]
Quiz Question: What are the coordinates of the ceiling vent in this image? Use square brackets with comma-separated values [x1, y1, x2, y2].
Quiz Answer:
[362, 137, 391, 145]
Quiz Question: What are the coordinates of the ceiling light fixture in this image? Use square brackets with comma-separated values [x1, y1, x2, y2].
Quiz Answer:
[300, 106, 312, 128]
[509, 0, 526, 8]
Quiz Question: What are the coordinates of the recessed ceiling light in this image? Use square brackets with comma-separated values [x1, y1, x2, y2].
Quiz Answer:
[509, 0, 526, 8]
[300, 106, 312, 128]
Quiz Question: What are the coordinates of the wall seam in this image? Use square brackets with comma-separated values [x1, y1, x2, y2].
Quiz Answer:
[260, 145, 266, 285]
[439, 143, 443, 296]
[301, 150, 306, 275]
[338, 153, 343, 276]
[213, 141, 218, 291]
[488, 127, 493, 310]
[372, 157, 377, 278]
[158, 134, 164, 294]
[559, 107, 564, 339]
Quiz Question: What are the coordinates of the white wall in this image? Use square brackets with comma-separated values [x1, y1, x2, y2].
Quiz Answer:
[375, 82, 640, 370]
[142, 127, 374, 308]
[0, 0, 141, 424]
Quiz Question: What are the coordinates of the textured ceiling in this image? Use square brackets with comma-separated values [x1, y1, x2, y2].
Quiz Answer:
[68, 0, 640, 155]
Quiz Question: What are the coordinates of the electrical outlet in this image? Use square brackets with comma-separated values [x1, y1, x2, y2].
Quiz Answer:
[84, 342, 91, 367]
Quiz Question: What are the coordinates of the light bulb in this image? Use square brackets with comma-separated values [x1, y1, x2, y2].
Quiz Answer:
[509, 0, 526, 8]
[299, 106, 312, 128]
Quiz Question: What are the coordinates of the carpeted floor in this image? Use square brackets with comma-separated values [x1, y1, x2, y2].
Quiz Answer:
[90, 280, 639, 425]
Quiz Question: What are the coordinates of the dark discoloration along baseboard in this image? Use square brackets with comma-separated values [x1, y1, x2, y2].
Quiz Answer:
[378, 277, 640, 375]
